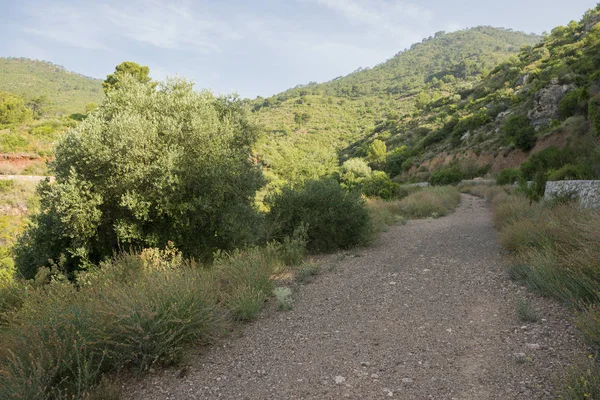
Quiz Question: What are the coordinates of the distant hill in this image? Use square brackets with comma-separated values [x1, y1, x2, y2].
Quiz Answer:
[0, 58, 103, 114]
[251, 27, 541, 185]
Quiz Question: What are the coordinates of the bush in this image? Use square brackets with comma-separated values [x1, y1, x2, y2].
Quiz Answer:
[14, 76, 264, 278]
[429, 166, 464, 186]
[590, 94, 600, 135]
[558, 87, 589, 119]
[361, 171, 400, 200]
[266, 179, 372, 253]
[496, 168, 521, 185]
[502, 114, 537, 151]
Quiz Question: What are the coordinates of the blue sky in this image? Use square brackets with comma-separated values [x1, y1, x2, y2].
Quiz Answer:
[1, 0, 598, 98]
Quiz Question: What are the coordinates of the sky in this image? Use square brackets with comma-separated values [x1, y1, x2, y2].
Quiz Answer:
[1, 0, 598, 98]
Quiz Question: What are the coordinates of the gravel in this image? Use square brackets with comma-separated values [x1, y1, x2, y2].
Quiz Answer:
[122, 194, 585, 399]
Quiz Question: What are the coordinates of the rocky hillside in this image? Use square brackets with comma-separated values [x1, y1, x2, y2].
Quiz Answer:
[251, 27, 540, 186]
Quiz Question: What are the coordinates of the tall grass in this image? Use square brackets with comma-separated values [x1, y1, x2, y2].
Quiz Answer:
[0, 239, 303, 399]
[467, 186, 600, 395]
[367, 187, 461, 233]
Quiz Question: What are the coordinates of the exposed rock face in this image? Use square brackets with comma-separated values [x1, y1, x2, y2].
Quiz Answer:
[528, 84, 574, 129]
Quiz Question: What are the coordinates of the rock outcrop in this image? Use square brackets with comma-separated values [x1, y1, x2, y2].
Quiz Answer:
[528, 82, 574, 129]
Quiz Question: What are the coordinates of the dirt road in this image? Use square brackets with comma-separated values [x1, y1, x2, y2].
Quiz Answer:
[124, 194, 583, 399]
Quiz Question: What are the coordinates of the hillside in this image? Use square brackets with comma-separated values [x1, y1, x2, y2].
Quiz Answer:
[0, 58, 103, 114]
[251, 27, 540, 187]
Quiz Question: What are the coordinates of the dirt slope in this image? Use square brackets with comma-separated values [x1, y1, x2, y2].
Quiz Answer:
[123, 195, 584, 399]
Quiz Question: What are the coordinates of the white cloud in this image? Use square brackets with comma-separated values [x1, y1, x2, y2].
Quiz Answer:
[20, 0, 240, 54]
[312, 0, 433, 37]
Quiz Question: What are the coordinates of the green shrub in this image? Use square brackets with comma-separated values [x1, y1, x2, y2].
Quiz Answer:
[429, 166, 464, 186]
[496, 168, 521, 185]
[547, 164, 588, 180]
[516, 297, 540, 323]
[0, 133, 29, 153]
[14, 76, 264, 278]
[558, 87, 588, 119]
[361, 171, 400, 200]
[273, 287, 293, 311]
[502, 114, 537, 151]
[266, 179, 372, 253]
[589, 94, 600, 135]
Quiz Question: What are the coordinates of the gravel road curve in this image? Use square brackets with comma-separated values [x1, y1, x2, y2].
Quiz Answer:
[123, 194, 583, 399]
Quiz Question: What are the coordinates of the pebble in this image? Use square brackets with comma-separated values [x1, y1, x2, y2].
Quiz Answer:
[334, 376, 346, 385]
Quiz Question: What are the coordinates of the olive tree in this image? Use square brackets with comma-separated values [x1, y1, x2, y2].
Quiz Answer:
[15, 76, 264, 278]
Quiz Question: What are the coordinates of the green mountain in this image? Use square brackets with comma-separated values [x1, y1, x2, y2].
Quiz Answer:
[0, 58, 103, 114]
[251, 26, 541, 187]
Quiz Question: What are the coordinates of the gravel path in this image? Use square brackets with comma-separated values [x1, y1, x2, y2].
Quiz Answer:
[123, 194, 583, 399]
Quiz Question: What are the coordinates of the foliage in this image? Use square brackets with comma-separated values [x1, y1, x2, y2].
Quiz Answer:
[0, 92, 32, 125]
[102, 61, 153, 93]
[340, 158, 372, 191]
[266, 179, 372, 253]
[590, 94, 600, 135]
[361, 171, 400, 200]
[429, 166, 464, 186]
[559, 87, 589, 119]
[367, 139, 387, 170]
[502, 114, 537, 151]
[14, 76, 264, 278]
[496, 168, 522, 185]
[0, 241, 297, 399]
[273, 287, 293, 311]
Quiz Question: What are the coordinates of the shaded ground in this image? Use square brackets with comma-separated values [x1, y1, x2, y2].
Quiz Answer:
[123, 194, 584, 399]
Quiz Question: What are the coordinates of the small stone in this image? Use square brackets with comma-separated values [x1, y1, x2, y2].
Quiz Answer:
[402, 378, 414, 384]
[389, 282, 397, 285]
[384, 388, 394, 397]
[446, 328, 452, 333]
[334, 376, 346, 385]
[513, 352, 527, 363]
[360, 361, 371, 367]
[526, 343, 541, 350]
[520, 325, 528, 330]
[370, 373, 379, 379]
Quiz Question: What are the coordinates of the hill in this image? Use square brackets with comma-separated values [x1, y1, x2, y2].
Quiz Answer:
[0, 58, 103, 114]
[251, 27, 541, 188]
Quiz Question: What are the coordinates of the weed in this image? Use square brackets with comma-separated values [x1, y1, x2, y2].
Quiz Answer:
[516, 297, 541, 323]
[295, 263, 321, 283]
[273, 287, 293, 311]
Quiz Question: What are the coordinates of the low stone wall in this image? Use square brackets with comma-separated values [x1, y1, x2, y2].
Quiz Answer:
[544, 180, 600, 209]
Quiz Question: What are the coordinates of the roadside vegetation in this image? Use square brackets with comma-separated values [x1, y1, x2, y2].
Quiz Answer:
[464, 184, 600, 398]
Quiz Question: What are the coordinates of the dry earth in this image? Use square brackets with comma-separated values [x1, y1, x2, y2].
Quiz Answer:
[123, 194, 585, 400]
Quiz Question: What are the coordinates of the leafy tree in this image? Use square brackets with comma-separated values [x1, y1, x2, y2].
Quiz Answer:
[340, 158, 372, 191]
[102, 61, 154, 93]
[26, 95, 50, 118]
[0, 92, 32, 125]
[367, 139, 387, 170]
[15, 76, 264, 278]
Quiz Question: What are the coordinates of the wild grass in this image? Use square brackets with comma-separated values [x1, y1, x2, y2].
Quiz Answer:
[295, 262, 321, 283]
[475, 187, 600, 395]
[396, 187, 461, 219]
[0, 238, 304, 399]
[516, 297, 541, 323]
[559, 357, 600, 400]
